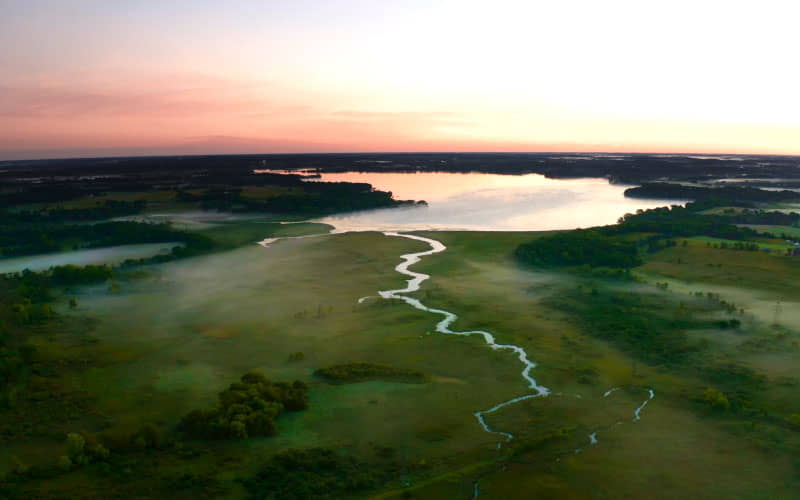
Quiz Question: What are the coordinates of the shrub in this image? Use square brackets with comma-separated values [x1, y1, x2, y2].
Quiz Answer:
[178, 371, 308, 440]
[314, 362, 429, 384]
[701, 388, 731, 410]
[242, 448, 388, 500]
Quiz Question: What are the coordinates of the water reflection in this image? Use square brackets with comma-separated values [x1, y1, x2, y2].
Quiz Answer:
[313, 172, 685, 232]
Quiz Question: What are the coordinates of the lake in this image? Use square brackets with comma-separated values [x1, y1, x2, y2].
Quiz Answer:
[310, 172, 685, 232]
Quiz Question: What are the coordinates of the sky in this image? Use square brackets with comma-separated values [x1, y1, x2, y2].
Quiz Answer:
[1, 0, 799, 160]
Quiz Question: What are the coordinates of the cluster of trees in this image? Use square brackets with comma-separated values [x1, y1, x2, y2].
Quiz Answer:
[515, 230, 642, 269]
[178, 371, 308, 440]
[700, 387, 731, 410]
[692, 364, 770, 416]
[701, 363, 767, 393]
[608, 205, 758, 240]
[178, 183, 419, 215]
[724, 209, 800, 226]
[624, 183, 800, 203]
[706, 241, 761, 251]
[713, 319, 742, 329]
[59, 432, 110, 470]
[544, 287, 707, 365]
[694, 365, 770, 417]
[313, 362, 429, 384]
[0, 271, 56, 407]
[49, 265, 114, 286]
[241, 448, 389, 500]
[516, 200, 796, 275]
[690, 291, 742, 314]
[0, 215, 190, 257]
[117, 232, 216, 267]
[11, 200, 146, 223]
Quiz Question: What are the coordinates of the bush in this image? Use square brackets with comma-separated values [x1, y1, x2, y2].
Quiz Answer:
[178, 371, 308, 440]
[314, 362, 429, 384]
[130, 423, 163, 449]
[701, 388, 731, 411]
[64, 432, 109, 467]
[242, 448, 388, 500]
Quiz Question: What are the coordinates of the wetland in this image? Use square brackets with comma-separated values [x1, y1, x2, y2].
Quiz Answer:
[1, 154, 799, 499]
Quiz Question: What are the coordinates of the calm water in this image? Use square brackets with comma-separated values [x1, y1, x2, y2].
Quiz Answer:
[0, 242, 182, 274]
[312, 172, 685, 232]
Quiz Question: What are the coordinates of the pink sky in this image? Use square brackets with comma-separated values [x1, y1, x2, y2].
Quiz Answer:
[2, 1, 799, 160]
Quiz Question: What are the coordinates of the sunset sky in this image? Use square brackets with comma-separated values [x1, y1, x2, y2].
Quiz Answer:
[2, 0, 798, 160]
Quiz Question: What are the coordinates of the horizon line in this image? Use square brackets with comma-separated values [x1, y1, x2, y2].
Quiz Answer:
[3, 150, 800, 164]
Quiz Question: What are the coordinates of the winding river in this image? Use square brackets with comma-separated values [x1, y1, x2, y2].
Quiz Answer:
[262, 228, 656, 497]
[255, 171, 670, 494]
[376, 232, 550, 447]
[371, 232, 655, 448]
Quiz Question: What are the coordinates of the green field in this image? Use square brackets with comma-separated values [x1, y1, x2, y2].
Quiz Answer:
[739, 224, 800, 239]
[3, 225, 800, 498]
[685, 235, 793, 251]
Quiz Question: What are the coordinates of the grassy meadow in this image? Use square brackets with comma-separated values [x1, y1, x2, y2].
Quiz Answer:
[2, 223, 799, 498]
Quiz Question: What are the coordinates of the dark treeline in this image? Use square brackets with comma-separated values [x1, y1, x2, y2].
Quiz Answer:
[8, 200, 146, 222]
[0, 156, 418, 213]
[0, 216, 192, 257]
[624, 183, 800, 203]
[607, 205, 759, 240]
[724, 209, 800, 227]
[314, 362, 429, 384]
[515, 231, 643, 269]
[4, 154, 800, 201]
[177, 182, 420, 214]
[515, 202, 764, 272]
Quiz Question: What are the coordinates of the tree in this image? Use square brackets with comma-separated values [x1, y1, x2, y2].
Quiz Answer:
[701, 387, 730, 410]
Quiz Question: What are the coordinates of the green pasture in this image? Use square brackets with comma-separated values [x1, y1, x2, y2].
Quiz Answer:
[4, 227, 800, 499]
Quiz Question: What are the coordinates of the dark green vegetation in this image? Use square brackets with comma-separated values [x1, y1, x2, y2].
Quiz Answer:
[515, 230, 642, 269]
[9, 200, 146, 222]
[544, 286, 717, 365]
[177, 183, 422, 214]
[0, 156, 418, 214]
[609, 203, 758, 239]
[0, 156, 415, 262]
[0, 214, 198, 258]
[314, 362, 429, 384]
[179, 371, 308, 440]
[242, 448, 395, 500]
[70, 152, 799, 187]
[2, 156, 800, 499]
[514, 201, 791, 275]
[624, 182, 800, 203]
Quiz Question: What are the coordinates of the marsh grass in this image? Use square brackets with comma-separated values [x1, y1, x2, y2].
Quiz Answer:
[5, 229, 800, 499]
